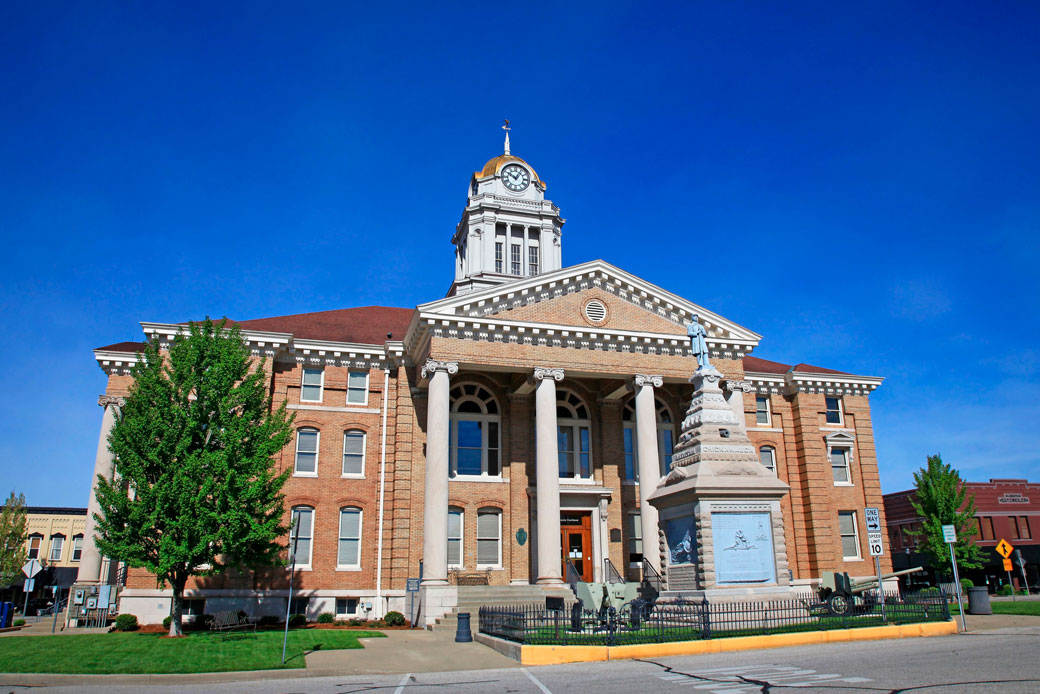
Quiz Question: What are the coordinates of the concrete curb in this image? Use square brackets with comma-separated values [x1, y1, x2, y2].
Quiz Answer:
[481, 620, 960, 666]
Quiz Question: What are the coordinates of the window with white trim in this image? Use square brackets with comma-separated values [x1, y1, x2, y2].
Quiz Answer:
[558, 390, 592, 480]
[342, 430, 365, 477]
[71, 534, 83, 561]
[290, 506, 314, 567]
[495, 242, 503, 273]
[621, 398, 675, 481]
[839, 511, 861, 559]
[626, 512, 643, 566]
[825, 396, 843, 425]
[448, 507, 464, 568]
[49, 534, 65, 562]
[755, 396, 771, 425]
[347, 371, 369, 405]
[449, 384, 500, 478]
[510, 245, 521, 275]
[27, 534, 41, 560]
[295, 428, 319, 475]
[830, 446, 851, 484]
[301, 368, 323, 402]
[336, 597, 359, 617]
[759, 446, 776, 474]
[476, 508, 501, 567]
[338, 507, 362, 568]
[528, 246, 539, 276]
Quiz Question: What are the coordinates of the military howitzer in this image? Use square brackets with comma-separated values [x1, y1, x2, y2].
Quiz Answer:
[817, 566, 922, 615]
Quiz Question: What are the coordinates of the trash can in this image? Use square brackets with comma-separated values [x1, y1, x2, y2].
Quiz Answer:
[967, 586, 992, 615]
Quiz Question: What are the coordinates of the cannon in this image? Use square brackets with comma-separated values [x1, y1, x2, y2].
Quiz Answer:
[817, 566, 923, 615]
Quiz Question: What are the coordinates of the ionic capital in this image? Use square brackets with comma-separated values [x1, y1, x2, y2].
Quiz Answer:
[634, 374, 663, 389]
[533, 367, 565, 382]
[98, 395, 125, 408]
[723, 379, 755, 394]
[421, 359, 459, 379]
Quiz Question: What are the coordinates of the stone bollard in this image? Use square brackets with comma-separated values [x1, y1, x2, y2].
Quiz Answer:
[455, 612, 473, 642]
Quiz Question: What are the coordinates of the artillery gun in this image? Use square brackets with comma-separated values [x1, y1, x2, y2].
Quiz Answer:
[818, 566, 922, 615]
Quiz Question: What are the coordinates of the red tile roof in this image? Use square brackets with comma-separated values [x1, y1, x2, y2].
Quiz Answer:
[96, 341, 148, 353]
[233, 306, 414, 345]
[742, 355, 791, 374]
[791, 362, 849, 375]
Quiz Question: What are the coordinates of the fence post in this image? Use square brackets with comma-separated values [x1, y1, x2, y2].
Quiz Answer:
[702, 598, 711, 640]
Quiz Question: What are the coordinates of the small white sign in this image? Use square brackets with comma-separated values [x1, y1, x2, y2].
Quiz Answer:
[942, 524, 957, 543]
[868, 531, 884, 556]
[23, 578, 34, 592]
[864, 507, 881, 532]
[22, 558, 42, 578]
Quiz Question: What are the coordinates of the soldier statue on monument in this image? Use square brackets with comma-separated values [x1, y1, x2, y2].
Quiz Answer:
[687, 316, 710, 370]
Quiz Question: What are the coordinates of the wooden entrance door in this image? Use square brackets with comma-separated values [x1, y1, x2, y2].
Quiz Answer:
[561, 512, 593, 582]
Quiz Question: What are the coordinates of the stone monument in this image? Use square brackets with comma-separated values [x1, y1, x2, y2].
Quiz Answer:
[647, 318, 796, 600]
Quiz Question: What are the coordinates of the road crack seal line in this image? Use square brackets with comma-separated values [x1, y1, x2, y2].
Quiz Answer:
[636, 658, 889, 693]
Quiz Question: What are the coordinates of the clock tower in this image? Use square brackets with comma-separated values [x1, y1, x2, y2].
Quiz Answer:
[448, 123, 565, 296]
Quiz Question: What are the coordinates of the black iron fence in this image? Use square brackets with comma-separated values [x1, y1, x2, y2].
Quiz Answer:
[478, 590, 950, 646]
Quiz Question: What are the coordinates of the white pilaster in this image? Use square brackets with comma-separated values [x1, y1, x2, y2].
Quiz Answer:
[421, 359, 457, 585]
[634, 374, 663, 576]
[534, 366, 564, 584]
[77, 395, 122, 585]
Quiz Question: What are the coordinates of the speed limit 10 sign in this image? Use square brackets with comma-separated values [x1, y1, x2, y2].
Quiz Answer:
[867, 531, 884, 556]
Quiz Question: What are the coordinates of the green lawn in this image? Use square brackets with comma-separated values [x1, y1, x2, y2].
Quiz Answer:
[0, 628, 385, 674]
[948, 601, 1040, 617]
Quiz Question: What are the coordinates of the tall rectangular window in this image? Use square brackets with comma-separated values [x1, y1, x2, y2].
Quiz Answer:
[476, 509, 501, 567]
[660, 428, 674, 476]
[1019, 516, 1031, 540]
[830, 446, 851, 484]
[558, 425, 591, 479]
[295, 428, 319, 475]
[1011, 516, 1022, 540]
[71, 534, 83, 562]
[447, 507, 464, 568]
[301, 368, 323, 402]
[49, 535, 64, 562]
[338, 508, 362, 568]
[838, 511, 860, 559]
[27, 535, 41, 559]
[290, 507, 313, 566]
[755, 396, 771, 425]
[495, 242, 503, 273]
[980, 516, 995, 540]
[759, 446, 776, 473]
[825, 396, 843, 424]
[342, 430, 365, 477]
[510, 245, 521, 275]
[623, 426, 637, 481]
[347, 371, 368, 405]
[528, 246, 539, 276]
[626, 513, 643, 565]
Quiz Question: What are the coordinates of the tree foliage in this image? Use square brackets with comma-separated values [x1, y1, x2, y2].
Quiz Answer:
[0, 492, 28, 588]
[909, 454, 985, 574]
[93, 319, 293, 636]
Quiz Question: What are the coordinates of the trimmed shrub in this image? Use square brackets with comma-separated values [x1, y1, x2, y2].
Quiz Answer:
[317, 612, 334, 624]
[288, 613, 307, 628]
[998, 584, 1014, 596]
[162, 615, 172, 629]
[13, 619, 25, 627]
[348, 618, 364, 626]
[384, 611, 405, 627]
[193, 613, 214, 630]
[257, 614, 281, 627]
[114, 614, 139, 632]
[960, 578, 974, 591]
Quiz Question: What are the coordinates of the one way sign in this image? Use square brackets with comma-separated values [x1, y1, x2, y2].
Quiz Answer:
[864, 507, 881, 532]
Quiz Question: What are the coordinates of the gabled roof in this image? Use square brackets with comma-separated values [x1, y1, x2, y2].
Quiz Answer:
[96, 341, 148, 353]
[232, 306, 413, 345]
[742, 355, 791, 375]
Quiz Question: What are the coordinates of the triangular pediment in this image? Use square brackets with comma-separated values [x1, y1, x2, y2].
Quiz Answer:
[416, 260, 761, 346]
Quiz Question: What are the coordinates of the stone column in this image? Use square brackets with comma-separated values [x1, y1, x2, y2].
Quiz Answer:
[634, 375, 664, 576]
[421, 359, 457, 585]
[724, 379, 755, 425]
[534, 367, 564, 584]
[77, 395, 122, 585]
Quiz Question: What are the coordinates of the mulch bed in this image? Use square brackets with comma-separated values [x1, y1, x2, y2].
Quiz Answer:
[128, 622, 412, 634]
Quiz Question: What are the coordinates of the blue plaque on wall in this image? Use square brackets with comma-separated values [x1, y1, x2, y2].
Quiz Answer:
[711, 512, 776, 584]
[665, 516, 697, 565]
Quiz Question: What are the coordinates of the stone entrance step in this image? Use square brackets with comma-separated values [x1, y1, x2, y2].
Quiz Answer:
[428, 584, 576, 632]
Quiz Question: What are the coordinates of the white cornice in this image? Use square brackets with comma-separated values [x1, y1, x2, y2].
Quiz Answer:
[93, 349, 141, 375]
[742, 371, 788, 395]
[743, 369, 882, 396]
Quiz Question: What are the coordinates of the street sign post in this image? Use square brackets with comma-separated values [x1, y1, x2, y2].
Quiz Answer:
[942, 524, 967, 632]
[864, 508, 886, 621]
[406, 577, 420, 628]
[996, 539, 1016, 600]
[22, 558, 42, 579]
[1015, 549, 1028, 592]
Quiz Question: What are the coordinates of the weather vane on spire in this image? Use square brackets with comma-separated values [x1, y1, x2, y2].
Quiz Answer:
[502, 118, 511, 155]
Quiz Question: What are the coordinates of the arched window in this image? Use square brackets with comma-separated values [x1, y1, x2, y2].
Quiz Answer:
[622, 398, 675, 480]
[449, 384, 501, 478]
[338, 507, 362, 568]
[294, 428, 319, 476]
[476, 507, 502, 568]
[557, 390, 592, 479]
[289, 506, 314, 567]
[448, 506, 464, 568]
[342, 430, 366, 477]
[759, 446, 776, 474]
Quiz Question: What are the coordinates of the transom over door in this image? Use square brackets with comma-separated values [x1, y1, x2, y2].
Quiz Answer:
[560, 512, 593, 582]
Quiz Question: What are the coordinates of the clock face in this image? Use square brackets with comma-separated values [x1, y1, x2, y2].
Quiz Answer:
[500, 164, 531, 192]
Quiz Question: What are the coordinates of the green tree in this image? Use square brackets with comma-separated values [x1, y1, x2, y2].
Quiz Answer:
[0, 492, 28, 590]
[94, 319, 294, 636]
[909, 454, 985, 575]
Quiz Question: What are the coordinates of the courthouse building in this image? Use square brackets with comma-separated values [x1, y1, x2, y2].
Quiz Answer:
[81, 133, 891, 624]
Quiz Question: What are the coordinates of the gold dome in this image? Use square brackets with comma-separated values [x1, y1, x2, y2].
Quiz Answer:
[474, 154, 545, 188]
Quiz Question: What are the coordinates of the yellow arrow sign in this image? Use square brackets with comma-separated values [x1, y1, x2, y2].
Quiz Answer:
[996, 538, 1014, 558]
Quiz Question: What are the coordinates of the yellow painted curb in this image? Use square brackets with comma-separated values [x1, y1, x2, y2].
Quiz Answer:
[518, 621, 957, 665]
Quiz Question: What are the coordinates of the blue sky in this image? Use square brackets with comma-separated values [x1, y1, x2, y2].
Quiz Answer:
[2, 2, 1038, 506]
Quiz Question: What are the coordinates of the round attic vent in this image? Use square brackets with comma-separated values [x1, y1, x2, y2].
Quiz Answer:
[584, 299, 607, 323]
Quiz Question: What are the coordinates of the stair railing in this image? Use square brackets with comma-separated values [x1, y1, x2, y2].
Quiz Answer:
[564, 559, 582, 590]
[641, 557, 663, 594]
[603, 558, 625, 584]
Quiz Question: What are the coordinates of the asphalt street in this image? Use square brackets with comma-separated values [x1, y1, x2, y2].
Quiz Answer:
[7, 627, 1040, 694]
